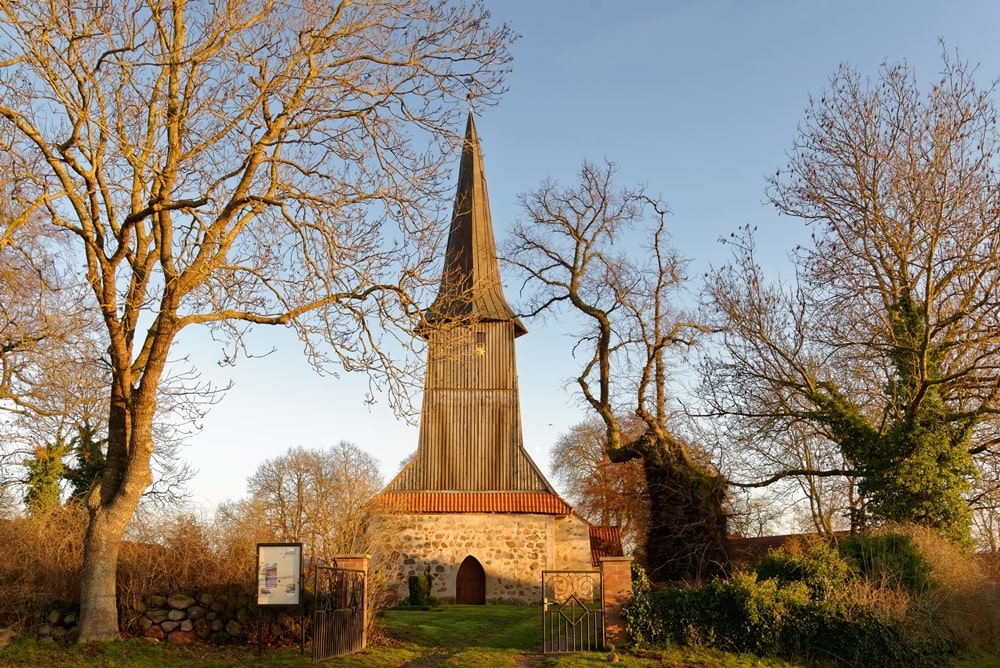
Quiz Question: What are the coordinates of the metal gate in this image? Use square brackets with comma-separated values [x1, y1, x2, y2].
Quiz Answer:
[312, 565, 366, 662]
[542, 570, 604, 653]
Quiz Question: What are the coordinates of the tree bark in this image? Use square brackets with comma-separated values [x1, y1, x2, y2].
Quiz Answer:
[77, 385, 155, 641]
[77, 507, 130, 641]
[610, 432, 730, 582]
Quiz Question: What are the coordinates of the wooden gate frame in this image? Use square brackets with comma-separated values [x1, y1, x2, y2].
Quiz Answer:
[312, 564, 366, 663]
[541, 570, 604, 653]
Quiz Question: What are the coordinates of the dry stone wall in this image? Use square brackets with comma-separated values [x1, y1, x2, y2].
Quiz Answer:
[131, 591, 254, 644]
[388, 512, 594, 604]
[34, 609, 78, 642]
[35, 588, 262, 645]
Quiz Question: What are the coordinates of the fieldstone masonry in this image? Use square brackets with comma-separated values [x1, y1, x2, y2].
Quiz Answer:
[389, 512, 594, 604]
[33, 588, 257, 645]
[134, 590, 253, 644]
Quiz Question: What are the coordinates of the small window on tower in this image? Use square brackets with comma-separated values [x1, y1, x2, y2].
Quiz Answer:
[475, 331, 487, 356]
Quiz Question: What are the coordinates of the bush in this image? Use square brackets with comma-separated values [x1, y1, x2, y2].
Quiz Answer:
[838, 531, 932, 592]
[406, 567, 436, 608]
[623, 534, 956, 667]
[782, 603, 935, 668]
[756, 539, 850, 600]
[0, 505, 87, 631]
[621, 560, 655, 645]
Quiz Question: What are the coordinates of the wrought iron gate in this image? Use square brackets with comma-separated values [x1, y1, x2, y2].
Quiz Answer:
[542, 570, 604, 653]
[312, 565, 366, 662]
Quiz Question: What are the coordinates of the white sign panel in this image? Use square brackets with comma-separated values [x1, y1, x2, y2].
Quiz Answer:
[256, 543, 302, 606]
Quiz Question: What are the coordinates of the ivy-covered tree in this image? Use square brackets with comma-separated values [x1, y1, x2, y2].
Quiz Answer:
[507, 160, 729, 581]
[23, 435, 70, 514]
[64, 422, 106, 502]
[702, 51, 1000, 546]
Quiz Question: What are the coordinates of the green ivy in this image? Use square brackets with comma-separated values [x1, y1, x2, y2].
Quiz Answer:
[756, 541, 850, 600]
[838, 532, 932, 592]
[623, 546, 951, 666]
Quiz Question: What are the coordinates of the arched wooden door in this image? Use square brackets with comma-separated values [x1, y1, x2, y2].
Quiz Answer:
[455, 555, 486, 604]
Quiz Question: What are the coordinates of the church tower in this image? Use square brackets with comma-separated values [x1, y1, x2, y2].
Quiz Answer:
[381, 115, 618, 605]
[385, 112, 550, 494]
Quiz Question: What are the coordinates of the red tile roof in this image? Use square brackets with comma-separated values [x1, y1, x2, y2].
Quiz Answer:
[728, 531, 850, 568]
[589, 525, 624, 566]
[379, 491, 574, 515]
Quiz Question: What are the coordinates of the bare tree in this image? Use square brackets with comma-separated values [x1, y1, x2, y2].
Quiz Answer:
[0, 201, 106, 427]
[1, 166, 112, 512]
[970, 453, 1000, 551]
[246, 441, 385, 564]
[704, 399, 859, 537]
[0, 0, 513, 640]
[701, 50, 1000, 547]
[507, 160, 729, 581]
[550, 418, 649, 555]
[241, 440, 398, 627]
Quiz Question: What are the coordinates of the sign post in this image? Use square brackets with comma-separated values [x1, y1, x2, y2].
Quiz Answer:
[255, 543, 304, 655]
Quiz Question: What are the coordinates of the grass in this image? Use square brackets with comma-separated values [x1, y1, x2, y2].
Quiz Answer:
[4, 604, 990, 667]
[379, 604, 540, 650]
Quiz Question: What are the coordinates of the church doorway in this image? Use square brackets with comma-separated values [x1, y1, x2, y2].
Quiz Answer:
[455, 555, 486, 604]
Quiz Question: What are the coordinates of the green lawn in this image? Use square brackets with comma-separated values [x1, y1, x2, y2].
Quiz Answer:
[5, 604, 985, 667]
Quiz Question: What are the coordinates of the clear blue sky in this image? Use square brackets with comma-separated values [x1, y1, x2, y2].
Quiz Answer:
[180, 1, 1000, 510]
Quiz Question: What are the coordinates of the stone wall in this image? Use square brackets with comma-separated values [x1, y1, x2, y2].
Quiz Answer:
[131, 591, 257, 644]
[35, 609, 78, 642]
[35, 588, 267, 645]
[387, 512, 593, 604]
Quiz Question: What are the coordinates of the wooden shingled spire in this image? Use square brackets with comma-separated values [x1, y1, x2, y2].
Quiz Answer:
[423, 113, 527, 336]
[384, 114, 556, 497]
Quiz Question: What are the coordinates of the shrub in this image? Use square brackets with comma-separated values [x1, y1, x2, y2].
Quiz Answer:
[756, 539, 850, 599]
[623, 539, 953, 666]
[0, 505, 87, 631]
[625, 567, 809, 656]
[702, 573, 809, 655]
[838, 531, 932, 592]
[782, 603, 934, 668]
[621, 560, 657, 646]
[406, 567, 436, 608]
[896, 525, 1000, 655]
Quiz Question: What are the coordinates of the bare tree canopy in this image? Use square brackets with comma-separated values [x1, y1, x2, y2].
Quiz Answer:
[550, 418, 649, 555]
[0, 204, 105, 423]
[702, 50, 1000, 546]
[246, 441, 384, 564]
[0, 0, 514, 640]
[506, 160, 729, 581]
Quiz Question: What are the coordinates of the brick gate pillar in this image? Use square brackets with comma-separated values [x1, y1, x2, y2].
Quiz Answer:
[333, 554, 369, 573]
[600, 556, 633, 648]
[334, 554, 370, 648]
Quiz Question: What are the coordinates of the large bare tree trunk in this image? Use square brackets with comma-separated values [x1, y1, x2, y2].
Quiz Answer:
[77, 389, 155, 641]
[611, 433, 730, 582]
[78, 508, 130, 641]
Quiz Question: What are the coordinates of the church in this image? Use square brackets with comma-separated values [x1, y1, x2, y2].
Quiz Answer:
[380, 114, 621, 605]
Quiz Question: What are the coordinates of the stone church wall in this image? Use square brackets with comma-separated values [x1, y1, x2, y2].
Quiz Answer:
[388, 512, 594, 605]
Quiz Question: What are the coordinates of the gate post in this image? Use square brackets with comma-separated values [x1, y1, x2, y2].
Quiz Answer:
[599, 557, 632, 648]
[334, 554, 370, 649]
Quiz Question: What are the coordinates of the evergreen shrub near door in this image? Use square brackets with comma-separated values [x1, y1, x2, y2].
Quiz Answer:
[405, 568, 437, 608]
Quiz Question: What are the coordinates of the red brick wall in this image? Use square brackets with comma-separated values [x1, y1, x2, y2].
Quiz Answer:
[600, 557, 632, 647]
